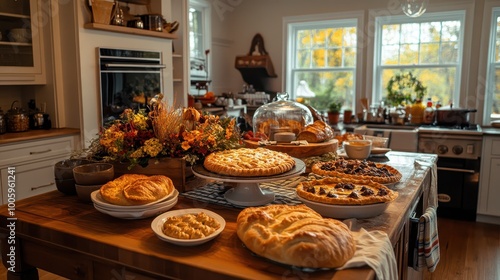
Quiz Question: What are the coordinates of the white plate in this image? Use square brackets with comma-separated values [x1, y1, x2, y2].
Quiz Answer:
[297, 196, 389, 219]
[91, 189, 178, 211]
[94, 196, 178, 219]
[94, 193, 178, 212]
[371, 147, 391, 155]
[151, 208, 226, 246]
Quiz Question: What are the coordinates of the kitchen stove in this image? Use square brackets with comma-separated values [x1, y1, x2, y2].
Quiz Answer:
[418, 124, 482, 159]
[418, 124, 483, 221]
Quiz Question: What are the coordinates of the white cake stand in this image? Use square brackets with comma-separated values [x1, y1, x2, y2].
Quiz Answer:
[191, 158, 305, 207]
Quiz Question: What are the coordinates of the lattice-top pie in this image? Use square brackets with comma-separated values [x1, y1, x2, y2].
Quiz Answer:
[296, 177, 398, 205]
[311, 158, 402, 184]
[203, 147, 295, 177]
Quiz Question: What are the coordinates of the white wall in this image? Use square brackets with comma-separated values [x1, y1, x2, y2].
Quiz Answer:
[207, 0, 488, 124]
[74, 0, 173, 146]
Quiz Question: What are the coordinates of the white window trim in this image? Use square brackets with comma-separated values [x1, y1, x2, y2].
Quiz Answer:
[481, 4, 500, 123]
[282, 11, 364, 111]
[189, 0, 212, 80]
[365, 2, 474, 116]
[371, 11, 466, 106]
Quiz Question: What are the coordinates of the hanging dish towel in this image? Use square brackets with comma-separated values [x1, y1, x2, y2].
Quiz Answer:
[415, 206, 440, 272]
[339, 219, 398, 280]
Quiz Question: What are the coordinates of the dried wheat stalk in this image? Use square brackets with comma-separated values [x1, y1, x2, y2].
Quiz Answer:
[150, 97, 183, 142]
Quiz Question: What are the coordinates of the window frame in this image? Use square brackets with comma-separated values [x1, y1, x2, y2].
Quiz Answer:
[484, 7, 500, 123]
[189, 0, 211, 81]
[372, 11, 466, 107]
[283, 11, 364, 112]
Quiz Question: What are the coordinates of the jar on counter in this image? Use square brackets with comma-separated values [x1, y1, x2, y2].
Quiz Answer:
[0, 108, 6, 134]
[410, 99, 425, 124]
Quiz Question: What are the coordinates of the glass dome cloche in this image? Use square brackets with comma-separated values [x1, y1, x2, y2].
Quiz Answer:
[253, 92, 313, 140]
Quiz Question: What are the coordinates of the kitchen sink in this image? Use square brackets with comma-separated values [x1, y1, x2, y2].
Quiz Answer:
[353, 124, 419, 152]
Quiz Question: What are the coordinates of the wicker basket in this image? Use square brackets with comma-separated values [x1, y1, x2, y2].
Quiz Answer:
[91, 0, 114, 24]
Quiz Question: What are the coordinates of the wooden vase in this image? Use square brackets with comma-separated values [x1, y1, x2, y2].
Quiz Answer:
[112, 157, 209, 192]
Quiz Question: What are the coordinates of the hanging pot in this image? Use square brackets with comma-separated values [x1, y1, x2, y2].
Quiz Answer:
[435, 107, 477, 126]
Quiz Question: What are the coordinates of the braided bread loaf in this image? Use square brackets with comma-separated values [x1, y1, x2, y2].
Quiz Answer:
[100, 174, 175, 205]
[236, 204, 355, 268]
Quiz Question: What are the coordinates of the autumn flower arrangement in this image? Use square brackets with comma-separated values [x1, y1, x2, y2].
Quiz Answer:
[80, 95, 242, 168]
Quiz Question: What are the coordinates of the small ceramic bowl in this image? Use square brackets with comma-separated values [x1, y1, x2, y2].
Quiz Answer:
[75, 184, 102, 202]
[54, 159, 91, 180]
[344, 140, 372, 159]
[73, 163, 114, 185]
[363, 135, 389, 148]
[55, 178, 77, 195]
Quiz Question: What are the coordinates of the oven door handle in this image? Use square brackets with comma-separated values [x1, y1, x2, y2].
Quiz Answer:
[437, 167, 476, 174]
[104, 63, 167, 69]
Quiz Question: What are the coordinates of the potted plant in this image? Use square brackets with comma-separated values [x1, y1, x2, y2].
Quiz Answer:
[328, 101, 343, 125]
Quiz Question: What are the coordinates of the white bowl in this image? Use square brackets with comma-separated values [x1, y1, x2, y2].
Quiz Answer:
[297, 196, 389, 219]
[343, 140, 372, 159]
[151, 209, 225, 246]
[94, 197, 178, 219]
[363, 135, 389, 148]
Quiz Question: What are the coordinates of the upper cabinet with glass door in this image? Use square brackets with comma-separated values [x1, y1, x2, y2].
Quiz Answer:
[0, 0, 45, 85]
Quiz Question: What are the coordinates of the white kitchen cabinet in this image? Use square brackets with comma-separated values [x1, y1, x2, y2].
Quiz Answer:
[0, 0, 46, 85]
[477, 136, 500, 224]
[0, 135, 76, 204]
[168, 0, 189, 108]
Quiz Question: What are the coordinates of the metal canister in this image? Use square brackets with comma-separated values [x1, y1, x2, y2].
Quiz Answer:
[0, 108, 6, 134]
[7, 101, 29, 132]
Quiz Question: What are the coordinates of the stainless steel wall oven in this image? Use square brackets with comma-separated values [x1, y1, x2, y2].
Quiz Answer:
[98, 47, 166, 124]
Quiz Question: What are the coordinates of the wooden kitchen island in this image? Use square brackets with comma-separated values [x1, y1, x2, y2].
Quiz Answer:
[0, 152, 436, 280]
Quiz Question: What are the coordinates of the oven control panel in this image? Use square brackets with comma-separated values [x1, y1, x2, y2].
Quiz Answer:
[418, 136, 482, 159]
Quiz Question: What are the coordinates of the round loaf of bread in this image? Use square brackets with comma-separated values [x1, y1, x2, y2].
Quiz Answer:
[236, 204, 355, 268]
[100, 174, 174, 205]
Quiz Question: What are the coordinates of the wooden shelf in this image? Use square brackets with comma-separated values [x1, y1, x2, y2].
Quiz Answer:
[84, 23, 178, 39]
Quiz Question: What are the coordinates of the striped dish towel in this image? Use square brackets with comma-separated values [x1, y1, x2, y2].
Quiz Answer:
[416, 206, 440, 272]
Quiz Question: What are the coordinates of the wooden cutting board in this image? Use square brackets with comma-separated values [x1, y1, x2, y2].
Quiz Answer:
[243, 139, 338, 158]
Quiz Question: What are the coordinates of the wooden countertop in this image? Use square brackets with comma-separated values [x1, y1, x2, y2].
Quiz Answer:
[0, 128, 80, 145]
[0, 152, 436, 280]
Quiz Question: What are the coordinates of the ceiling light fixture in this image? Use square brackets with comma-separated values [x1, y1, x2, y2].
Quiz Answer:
[401, 0, 429, 18]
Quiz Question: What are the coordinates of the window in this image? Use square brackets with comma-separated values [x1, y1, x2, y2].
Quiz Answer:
[484, 8, 500, 122]
[285, 16, 359, 112]
[373, 11, 465, 107]
[189, 0, 210, 80]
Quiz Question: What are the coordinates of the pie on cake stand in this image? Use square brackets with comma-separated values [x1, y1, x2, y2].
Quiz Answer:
[191, 158, 305, 207]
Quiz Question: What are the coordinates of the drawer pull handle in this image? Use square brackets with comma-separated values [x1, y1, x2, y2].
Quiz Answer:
[29, 149, 52, 155]
[31, 182, 54, 191]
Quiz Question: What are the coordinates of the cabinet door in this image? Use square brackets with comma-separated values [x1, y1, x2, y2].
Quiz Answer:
[0, 0, 45, 84]
[483, 158, 500, 215]
[0, 156, 66, 204]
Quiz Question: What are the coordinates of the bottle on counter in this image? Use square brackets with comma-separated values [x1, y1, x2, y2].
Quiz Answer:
[423, 98, 435, 124]
[410, 99, 425, 124]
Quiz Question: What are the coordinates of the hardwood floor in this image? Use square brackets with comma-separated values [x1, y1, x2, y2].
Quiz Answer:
[1, 218, 499, 280]
[423, 218, 500, 280]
